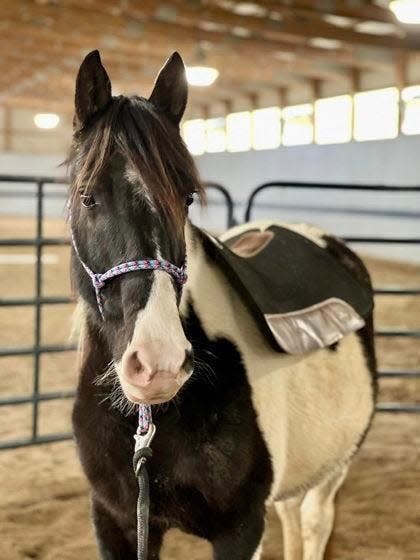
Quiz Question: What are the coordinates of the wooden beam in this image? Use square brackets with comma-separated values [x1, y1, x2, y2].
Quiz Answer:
[0, 33, 349, 108]
[1, 1, 412, 66]
[248, 93, 260, 110]
[0, 24, 389, 88]
[395, 51, 408, 90]
[310, 79, 323, 101]
[246, 0, 398, 24]
[131, 1, 412, 50]
[3, 106, 12, 152]
[278, 86, 288, 108]
[349, 68, 362, 94]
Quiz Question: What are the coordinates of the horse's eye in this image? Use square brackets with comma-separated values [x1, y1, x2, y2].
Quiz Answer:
[81, 194, 97, 208]
[186, 194, 194, 207]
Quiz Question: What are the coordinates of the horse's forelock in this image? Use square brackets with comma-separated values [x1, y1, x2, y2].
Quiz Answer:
[67, 95, 205, 232]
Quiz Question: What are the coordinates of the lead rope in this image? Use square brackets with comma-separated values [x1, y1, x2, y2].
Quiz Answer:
[133, 404, 155, 560]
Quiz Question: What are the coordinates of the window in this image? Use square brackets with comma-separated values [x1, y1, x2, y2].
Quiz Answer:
[282, 104, 313, 146]
[252, 107, 281, 150]
[182, 119, 206, 155]
[315, 95, 352, 145]
[226, 111, 252, 152]
[206, 118, 226, 152]
[401, 85, 420, 136]
[354, 88, 399, 141]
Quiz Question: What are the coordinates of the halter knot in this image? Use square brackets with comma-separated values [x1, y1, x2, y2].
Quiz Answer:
[93, 274, 106, 289]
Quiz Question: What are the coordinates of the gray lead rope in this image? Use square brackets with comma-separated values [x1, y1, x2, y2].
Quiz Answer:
[133, 423, 156, 560]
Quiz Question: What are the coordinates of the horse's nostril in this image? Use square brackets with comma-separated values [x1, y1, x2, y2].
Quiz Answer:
[127, 351, 145, 375]
[182, 348, 194, 373]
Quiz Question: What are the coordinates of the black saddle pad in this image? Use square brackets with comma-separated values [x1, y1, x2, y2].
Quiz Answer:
[205, 225, 373, 354]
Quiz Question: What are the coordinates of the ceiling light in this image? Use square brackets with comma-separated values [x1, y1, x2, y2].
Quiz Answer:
[390, 0, 420, 24]
[355, 20, 398, 34]
[231, 2, 267, 17]
[308, 37, 343, 50]
[34, 113, 60, 129]
[322, 14, 354, 28]
[186, 66, 219, 87]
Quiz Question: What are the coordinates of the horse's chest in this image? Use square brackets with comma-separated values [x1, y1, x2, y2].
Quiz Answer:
[151, 427, 253, 510]
[148, 425, 271, 538]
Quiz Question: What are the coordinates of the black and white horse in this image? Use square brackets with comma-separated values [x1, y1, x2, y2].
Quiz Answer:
[70, 51, 376, 560]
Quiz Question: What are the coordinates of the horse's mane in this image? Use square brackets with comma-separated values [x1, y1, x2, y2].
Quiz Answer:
[67, 95, 205, 230]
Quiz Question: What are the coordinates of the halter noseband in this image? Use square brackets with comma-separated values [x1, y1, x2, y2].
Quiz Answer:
[70, 227, 187, 321]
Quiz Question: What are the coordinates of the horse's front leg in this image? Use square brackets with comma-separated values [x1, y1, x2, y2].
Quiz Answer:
[92, 497, 164, 560]
[211, 508, 266, 560]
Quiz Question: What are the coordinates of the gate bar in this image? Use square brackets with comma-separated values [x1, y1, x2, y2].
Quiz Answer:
[0, 296, 73, 307]
[0, 344, 76, 357]
[244, 181, 420, 222]
[0, 238, 68, 246]
[375, 330, 420, 337]
[32, 181, 43, 440]
[0, 389, 75, 406]
[377, 403, 420, 413]
[378, 369, 420, 378]
[0, 432, 73, 451]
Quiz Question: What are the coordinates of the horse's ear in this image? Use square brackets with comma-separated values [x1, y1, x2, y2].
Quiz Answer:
[74, 50, 112, 131]
[149, 52, 188, 126]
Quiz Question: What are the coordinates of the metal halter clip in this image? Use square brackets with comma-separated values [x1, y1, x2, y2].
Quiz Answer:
[133, 423, 156, 475]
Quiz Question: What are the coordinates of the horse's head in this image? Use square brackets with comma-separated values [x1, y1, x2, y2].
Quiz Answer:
[68, 50, 203, 407]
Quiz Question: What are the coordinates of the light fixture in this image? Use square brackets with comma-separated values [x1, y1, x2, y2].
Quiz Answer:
[308, 37, 343, 49]
[34, 113, 60, 129]
[390, 0, 420, 24]
[185, 66, 219, 87]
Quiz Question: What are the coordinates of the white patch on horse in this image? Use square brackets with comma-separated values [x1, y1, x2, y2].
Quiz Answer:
[125, 167, 163, 259]
[183, 221, 374, 503]
[115, 272, 191, 396]
[251, 542, 263, 560]
[153, 233, 163, 260]
[125, 167, 156, 212]
[130, 272, 189, 353]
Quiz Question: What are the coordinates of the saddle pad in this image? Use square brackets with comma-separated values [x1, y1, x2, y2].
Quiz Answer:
[205, 225, 373, 354]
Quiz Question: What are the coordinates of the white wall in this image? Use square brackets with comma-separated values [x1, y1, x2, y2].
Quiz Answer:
[1, 134, 419, 187]
[195, 135, 420, 199]
[0, 137, 419, 261]
[0, 153, 65, 178]
[194, 135, 420, 262]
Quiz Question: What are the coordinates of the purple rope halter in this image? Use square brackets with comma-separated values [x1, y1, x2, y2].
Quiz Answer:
[137, 404, 153, 434]
[70, 225, 187, 434]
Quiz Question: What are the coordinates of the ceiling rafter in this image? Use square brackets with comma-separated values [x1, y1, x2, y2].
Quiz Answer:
[0, 1, 418, 117]
[240, 0, 398, 24]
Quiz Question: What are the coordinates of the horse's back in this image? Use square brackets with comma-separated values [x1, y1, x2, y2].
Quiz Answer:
[220, 220, 370, 284]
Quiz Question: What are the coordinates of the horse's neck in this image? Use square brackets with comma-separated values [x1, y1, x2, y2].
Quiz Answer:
[182, 222, 221, 309]
[181, 222, 245, 341]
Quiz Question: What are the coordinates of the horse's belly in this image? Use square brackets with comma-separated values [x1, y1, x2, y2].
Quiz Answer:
[244, 332, 375, 500]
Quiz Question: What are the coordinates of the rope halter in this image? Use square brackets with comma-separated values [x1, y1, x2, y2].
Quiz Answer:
[70, 227, 187, 320]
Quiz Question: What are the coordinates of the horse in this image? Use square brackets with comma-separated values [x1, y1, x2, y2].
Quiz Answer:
[69, 50, 377, 560]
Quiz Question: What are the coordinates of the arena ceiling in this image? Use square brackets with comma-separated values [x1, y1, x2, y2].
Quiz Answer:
[1, 0, 420, 118]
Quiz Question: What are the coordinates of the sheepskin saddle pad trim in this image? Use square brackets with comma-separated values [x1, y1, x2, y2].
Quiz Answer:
[205, 225, 373, 354]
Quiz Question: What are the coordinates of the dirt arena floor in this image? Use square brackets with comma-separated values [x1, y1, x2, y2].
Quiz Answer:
[1, 216, 419, 559]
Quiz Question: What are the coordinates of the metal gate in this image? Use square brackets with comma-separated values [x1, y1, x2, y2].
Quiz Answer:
[245, 182, 420, 413]
[1, 177, 419, 449]
[0, 175, 235, 449]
